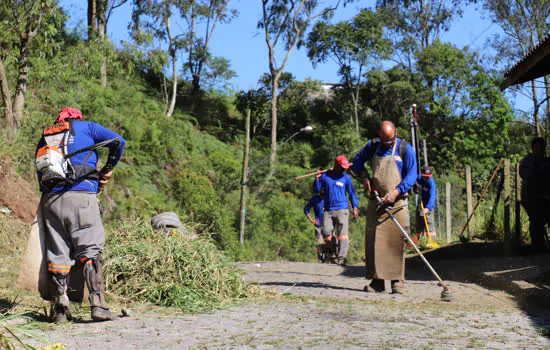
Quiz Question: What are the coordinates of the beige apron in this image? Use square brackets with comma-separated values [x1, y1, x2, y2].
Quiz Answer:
[365, 142, 409, 280]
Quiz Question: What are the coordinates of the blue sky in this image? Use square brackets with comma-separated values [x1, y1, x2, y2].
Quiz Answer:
[60, 0, 530, 110]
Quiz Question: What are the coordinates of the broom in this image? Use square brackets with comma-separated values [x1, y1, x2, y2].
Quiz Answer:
[420, 201, 440, 249]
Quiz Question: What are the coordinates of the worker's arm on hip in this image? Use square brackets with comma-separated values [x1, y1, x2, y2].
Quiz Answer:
[306, 214, 319, 226]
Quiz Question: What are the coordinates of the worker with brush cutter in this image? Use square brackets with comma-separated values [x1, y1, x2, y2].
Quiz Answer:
[413, 166, 438, 245]
[313, 156, 359, 266]
[351, 120, 417, 294]
[35, 107, 125, 323]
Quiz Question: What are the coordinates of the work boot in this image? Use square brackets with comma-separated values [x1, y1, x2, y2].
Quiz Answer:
[317, 250, 326, 263]
[407, 235, 419, 249]
[83, 256, 116, 321]
[49, 273, 72, 323]
[50, 294, 72, 323]
[364, 278, 385, 293]
[391, 280, 405, 294]
[337, 257, 347, 266]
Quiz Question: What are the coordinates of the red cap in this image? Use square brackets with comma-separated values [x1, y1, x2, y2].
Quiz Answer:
[335, 155, 350, 169]
[55, 107, 83, 124]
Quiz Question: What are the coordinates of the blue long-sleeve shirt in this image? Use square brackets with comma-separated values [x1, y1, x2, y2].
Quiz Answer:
[304, 195, 324, 227]
[37, 120, 125, 193]
[352, 138, 417, 194]
[313, 171, 358, 211]
[416, 174, 436, 211]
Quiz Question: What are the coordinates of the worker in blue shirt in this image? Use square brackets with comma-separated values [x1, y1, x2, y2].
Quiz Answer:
[313, 156, 359, 266]
[414, 166, 437, 243]
[304, 190, 325, 262]
[352, 120, 417, 294]
[35, 107, 125, 323]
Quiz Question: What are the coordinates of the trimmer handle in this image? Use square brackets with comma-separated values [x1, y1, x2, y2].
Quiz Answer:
[373, 190, 383, 205]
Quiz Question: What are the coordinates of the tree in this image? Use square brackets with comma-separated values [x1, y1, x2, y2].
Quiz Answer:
[414, 41, 514, 175]
[307, 9, 391, 133]
[0, 0, 58, 136]
[88, 0, 128, 87]
[132, 0, 236, 117]
[376, 0, 473, 66]
[258, 0, 345, 172]
[200, 57, 236, 93]
[180, 0, 236, 96]
[132, 0, 186, 117]
[235, 88, 270, 139]
[362, 65, 418, 125]
[482, 0, 550, 137]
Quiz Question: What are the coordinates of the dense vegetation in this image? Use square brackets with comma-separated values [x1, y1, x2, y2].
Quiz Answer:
[0, 0, 547, 268]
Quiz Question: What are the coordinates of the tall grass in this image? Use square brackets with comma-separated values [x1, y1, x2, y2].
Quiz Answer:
[0, 315, 49, 350]
[104, 218, 250, 312]
[0, 215, 47, 349]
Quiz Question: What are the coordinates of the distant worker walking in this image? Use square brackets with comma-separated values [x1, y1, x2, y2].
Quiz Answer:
[413, 166, 437, 243]
[519, 137, 550, 252]
[352, 121, 417, 294]
[304, 190, 325, 262]
[35, 107, 125, 322]
[313, 156, 359, 266]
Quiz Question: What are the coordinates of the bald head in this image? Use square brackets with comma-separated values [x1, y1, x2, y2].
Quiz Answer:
[379, 120, 397, 146]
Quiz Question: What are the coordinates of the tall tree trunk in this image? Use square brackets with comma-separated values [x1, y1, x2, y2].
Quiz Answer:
[166, 17, 177, 118]
[270, 76, 279, 175]
[544, 75, 550, 137]
[191, 74, 201, 95]
[97, 0, 107, 88]
[166, 52, 177, 117]
[352, 65, 363, 134]
[12, 32, 33, 129]
[352, 90, 359, 134]
[0, 59, 15, 131]
[88, 0, 97, 40]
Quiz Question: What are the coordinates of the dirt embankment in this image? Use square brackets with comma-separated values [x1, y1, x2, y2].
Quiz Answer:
[0, 156, 39, 223]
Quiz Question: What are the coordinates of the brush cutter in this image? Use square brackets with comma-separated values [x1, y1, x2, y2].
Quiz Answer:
[295, 163, 354, 180]
[374, 190, 453, 301]
[420, 201, 440, 249]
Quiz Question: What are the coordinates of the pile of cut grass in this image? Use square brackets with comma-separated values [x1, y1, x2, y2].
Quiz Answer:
[104, 218, 250, 312]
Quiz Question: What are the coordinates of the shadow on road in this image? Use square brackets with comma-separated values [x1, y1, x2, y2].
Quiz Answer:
[340, 240, 550, 338]
[260, 281, 363, 293]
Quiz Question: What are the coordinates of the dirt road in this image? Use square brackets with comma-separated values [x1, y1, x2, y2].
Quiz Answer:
[28, 261, 550, 349]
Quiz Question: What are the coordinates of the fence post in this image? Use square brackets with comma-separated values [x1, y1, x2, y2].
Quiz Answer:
[436, 187, 442, 240]
[465, 166, 473, 239]
[239, 109, 251, 245]
[515, 163, 522, 250]
[446, 182, 452, 243]
[504, 159, 511, 255]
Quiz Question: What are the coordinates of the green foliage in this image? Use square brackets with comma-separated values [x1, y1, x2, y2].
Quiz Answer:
[0, 2, 535, 271]
[238, 191, 315, 261]
[314, 122, 364, 166]
[307, 8, 391, 86]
